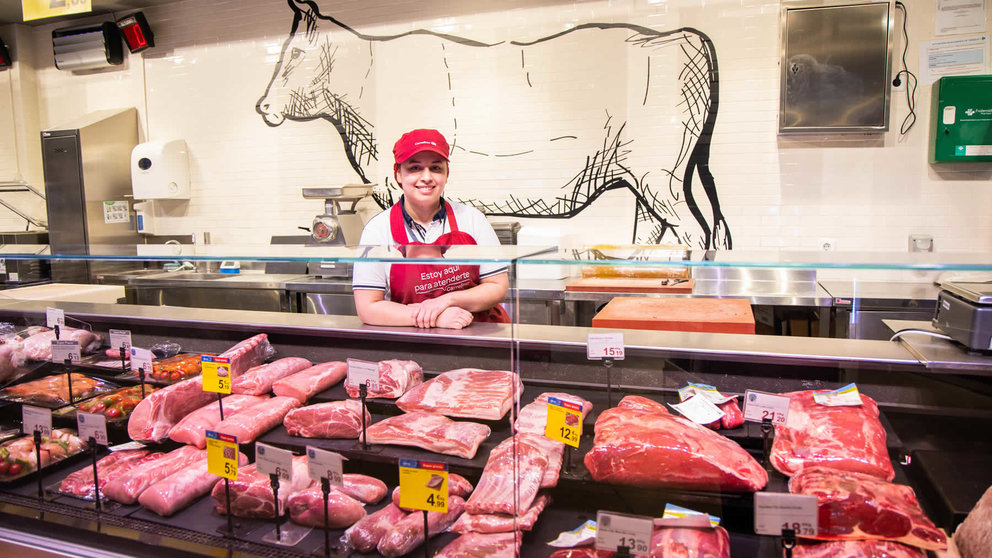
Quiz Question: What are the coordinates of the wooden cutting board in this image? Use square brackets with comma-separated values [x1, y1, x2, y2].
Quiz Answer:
[592, 297, 755, 334]
[565, 277, 694, 294]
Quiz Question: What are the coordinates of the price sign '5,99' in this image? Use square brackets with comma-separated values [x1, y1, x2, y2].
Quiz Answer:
[206, 430, 239, 480]
[201, 356, 232, 394]
[545, 397, 583, 448]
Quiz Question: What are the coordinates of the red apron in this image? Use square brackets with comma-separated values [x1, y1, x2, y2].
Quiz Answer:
[388, 201, 509, 323]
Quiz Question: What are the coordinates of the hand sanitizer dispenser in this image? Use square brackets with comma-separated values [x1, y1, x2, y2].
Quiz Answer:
[131, 139, 190, 199]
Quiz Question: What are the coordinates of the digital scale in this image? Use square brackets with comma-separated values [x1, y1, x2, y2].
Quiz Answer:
[933, 281, 992, 352]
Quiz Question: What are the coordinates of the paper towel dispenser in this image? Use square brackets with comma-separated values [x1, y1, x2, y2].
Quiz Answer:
[131, 140, 190, 199]
[53, 22, 124, 72]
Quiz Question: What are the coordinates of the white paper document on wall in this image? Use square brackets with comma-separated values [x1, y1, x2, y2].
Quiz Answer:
[935, 0, 987, 36]
[920, 35, 990, 85]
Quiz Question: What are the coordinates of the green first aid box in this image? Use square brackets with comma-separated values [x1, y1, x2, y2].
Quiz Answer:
[929, 75, 992, 163]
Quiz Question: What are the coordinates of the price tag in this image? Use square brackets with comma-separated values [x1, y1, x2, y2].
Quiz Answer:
[130, 347, 154, 375]
[398, 459, 448, 513]
[669, 394, 725, 425]
[545, 396, 583, 448]
[77, 412, 108, 446]
[812, 383, 863, 407]
[22, 405, 52, 437]
[255, 442, 293, 482]
[754, 492, 818, 536]
[678, 382, 736, 405]
[109, 441, 146, 452]
[587, 332, 625, 360]
[46, 307, 65, 329]
[201, 355, 232, 394]
[346, 358, 380, 393]
[658, 503, 720, 528]
[109, 329, 132, 352]
[307, 446, 344, 487]
[205, 430, 239, 480]
[743, 390, 791, 425]
[51, 339, 81, 364]
[595, 511, 653, 555]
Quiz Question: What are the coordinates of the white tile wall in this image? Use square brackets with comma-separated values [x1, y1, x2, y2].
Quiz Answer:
[2, 0, 989, 252]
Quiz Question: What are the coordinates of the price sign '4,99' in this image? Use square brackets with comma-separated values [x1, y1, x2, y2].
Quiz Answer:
[398, 459, 448, 514]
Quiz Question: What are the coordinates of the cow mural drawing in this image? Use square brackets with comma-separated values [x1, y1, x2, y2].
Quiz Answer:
[257, 0, 731, 249]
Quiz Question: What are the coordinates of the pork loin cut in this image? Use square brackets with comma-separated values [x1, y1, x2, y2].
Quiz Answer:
[103, 445, 204, 504]
[345, 359, 423, 399]
[168, 394, 269, 448]
[396, 368, 521, 420]
[212, 396, 301, 444]
[436, 532, 521, 558]
[343, 503, 409, 553]
[219, 333, 271, 377]
[127, 376, 216, 441]
[211, 455, 311, 518]
[466, 434, 548, 515]
[272, 361, 347, 403]
[377, 495, 466, 557]
[365, 412, 490, 459]
[231, 357, 312, 395]
[789, 467, 947, 551]
[772, 390, 894, 480]
[583, 395, 767, 492]
[138, 451, 249, 516]
[21, 327, 101, 361]
[514, 392, 594, 436]
[58, 449, 152, 500]
[287, 486, 366, 528]
[283, 400, 369, 439]
[451, 493, 550, 533]
[340, 474, 388, 504]
[794, 540, 926, 558]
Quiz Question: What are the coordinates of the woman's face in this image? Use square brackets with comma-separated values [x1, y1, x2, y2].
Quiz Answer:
[396, 151, 449, 214]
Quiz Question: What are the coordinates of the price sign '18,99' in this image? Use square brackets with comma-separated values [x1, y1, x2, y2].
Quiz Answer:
[205, 430, 239, 480]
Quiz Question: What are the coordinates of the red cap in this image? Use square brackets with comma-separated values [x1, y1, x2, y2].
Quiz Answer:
[393, 129, 450, 165]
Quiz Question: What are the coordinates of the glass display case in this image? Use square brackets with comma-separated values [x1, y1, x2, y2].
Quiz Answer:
[0, 243, 988, 557]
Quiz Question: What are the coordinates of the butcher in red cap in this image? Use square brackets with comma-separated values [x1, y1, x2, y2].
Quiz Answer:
[352, 129, 509, 329]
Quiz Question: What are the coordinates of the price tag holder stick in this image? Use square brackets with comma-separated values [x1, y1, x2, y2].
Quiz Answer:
[565, 444, 572, 471]
[269, 473, 282, 541]
[359, 383, 368, 450]
[64, 358, 74, 405]
[422, 510, 431, 558]
[616, 546, 631, 558]
[138, 367, 146, 399]
[782, 528, 796, 558]
[761, 417, 773, 468]
[119, 350, 128, 377]
[217, 393, 225, 421]
[33, 430, 43, 500]
[54, 324, 60, 341]
[89, 436, 101, 514]
[321, 477, 331, 557]
[604, 358, 615, 408]
[224, 479, 234, 536]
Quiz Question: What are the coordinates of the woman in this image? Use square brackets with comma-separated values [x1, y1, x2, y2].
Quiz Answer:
[352, 129, 509, 329]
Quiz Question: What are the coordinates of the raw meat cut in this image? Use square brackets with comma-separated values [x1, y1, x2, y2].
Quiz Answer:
[548, 526, 730, 558]
[794, 540, 926, 558]
[340, 474, 388, 504]
[954, 484, 992, 558]
[436, 532, 522, 557]
[366, 412, 491, 459]
[272, 361, 347, 402]
[218, 333, 272, 377]
[466, 434, 548, 515]
[231, 357, 312, 395]
[58, 449, 152, 499]
[283, 400, 369, 439]
[343, 503, 409, 553]
[1, 373, 114, 406]
[212, 396, 301, 444]
[211, 455, 311, 518]
[771, 390, 894, 481]
[168, 394, 268, 448]
[789, 467, 947, 551]
[21, 327, 101, 361]
[287, 486, 366, 528]
[345, 359, 424, 399]
[392, 473, 475, 511]
[377, 495, 466, 557]
[138, 451, 249, 516]
[707, 398, 744, 430]
[103, 445, 204, 504]
[584, 395, 767, 492]
[396, 368, 521, 420]
[515, 392, 594, 435]
[452, 493, 551, 533]
[524, 433, 566, 488]
[127, 376, 216, 441]
[549, 550, 610, 558]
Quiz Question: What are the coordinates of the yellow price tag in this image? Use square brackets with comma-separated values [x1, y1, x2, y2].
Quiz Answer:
[201, 356, 232, 394]
[398, 459, 448, 513]
[22, 0, 92, 22]
[206, 430, 239, 480]
[545, 396, 583, 448]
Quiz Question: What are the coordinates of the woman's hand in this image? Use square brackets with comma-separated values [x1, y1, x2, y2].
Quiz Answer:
[411, 295, 452, 328]
[434, 307, 473, 329]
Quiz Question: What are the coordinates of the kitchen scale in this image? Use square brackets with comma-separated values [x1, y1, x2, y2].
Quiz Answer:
[301, 185, 373, 278]
[932, 281, 992, 352]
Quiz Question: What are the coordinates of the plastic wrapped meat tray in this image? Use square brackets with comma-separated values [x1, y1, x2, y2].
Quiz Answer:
[55, 385, 161, 422]
[0, 373, 117, 408]
[0, 429, 88, 482]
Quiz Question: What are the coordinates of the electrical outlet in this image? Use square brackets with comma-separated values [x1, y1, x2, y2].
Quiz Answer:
[820, 238, 835, 252]
[892, 76, 906, 92]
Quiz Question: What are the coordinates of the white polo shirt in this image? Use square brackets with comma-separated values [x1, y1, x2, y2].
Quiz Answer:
[352, 199, 508, 297]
